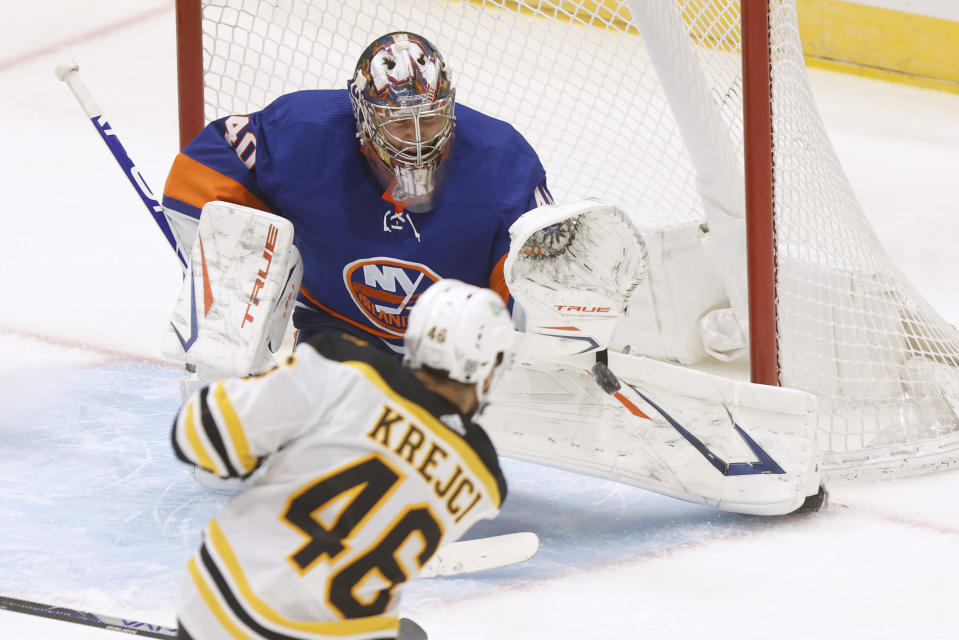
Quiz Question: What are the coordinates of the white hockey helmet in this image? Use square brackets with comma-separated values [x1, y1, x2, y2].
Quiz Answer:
[404, 279, 515, 399]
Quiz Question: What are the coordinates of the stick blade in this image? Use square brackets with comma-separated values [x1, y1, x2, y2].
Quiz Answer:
[418, 531, 539, 578]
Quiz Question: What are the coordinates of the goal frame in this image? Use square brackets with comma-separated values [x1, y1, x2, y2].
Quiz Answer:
[176, 0, 205, 150]
[741, 0, 779, 388]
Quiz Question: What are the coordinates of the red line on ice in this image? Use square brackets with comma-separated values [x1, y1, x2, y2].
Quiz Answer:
[0, 3, 171, 73]
[0, 325, 175, 367]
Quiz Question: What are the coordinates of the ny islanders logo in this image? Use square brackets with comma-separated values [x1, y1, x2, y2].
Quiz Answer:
[343, 257, 440, 336]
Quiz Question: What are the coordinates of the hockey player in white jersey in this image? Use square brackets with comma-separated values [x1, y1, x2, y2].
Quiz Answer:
[171, 279, 515, 640]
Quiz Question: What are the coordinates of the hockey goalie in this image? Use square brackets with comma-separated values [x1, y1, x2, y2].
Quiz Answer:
[161, 199, 823, 515]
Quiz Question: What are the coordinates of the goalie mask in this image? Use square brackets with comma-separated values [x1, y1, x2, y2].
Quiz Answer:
[404, 279, 516, 405]
[348, 32, 456, 213]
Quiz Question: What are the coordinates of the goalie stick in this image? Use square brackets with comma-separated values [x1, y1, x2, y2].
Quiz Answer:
[55, 59, 187, 269]
[0, 532, 536, 637]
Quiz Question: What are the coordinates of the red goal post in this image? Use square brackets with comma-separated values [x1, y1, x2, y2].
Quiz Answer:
[175, 0, 204, 150]
[173, 0, 959, 481]
[741, 0, 777, 388]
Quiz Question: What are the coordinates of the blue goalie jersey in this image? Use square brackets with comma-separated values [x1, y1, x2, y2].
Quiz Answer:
[162, 90, 552, 354]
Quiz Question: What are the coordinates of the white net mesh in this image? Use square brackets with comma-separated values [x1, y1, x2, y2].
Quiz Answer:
[768, 1, 959, 477]
[191, 0, 959, 479]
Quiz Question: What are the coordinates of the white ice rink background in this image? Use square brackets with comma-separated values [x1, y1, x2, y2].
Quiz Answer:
[2, 1, 959, 638]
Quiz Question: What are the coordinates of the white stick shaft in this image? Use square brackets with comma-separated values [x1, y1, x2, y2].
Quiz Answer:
[55, 60, 101, 118]
[55, 59, 187, 268]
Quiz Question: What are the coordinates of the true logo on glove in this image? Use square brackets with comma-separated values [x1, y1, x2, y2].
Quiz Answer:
[554, 305, 612, 313]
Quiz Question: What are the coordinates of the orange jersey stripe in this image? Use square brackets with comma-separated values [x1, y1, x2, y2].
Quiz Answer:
[299, 285, 400, 341]
[164, 153, 272, 213]
[488, 252, 510, 306]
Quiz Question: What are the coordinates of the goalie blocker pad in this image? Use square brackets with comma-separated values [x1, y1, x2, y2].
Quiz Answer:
[162, 201, 302, 376]
[496, 201, 823, 515]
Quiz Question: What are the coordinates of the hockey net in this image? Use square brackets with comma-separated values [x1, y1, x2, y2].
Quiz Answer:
[176, 0, 959, 481]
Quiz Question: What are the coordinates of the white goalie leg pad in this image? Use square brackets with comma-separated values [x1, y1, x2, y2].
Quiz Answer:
[482, 351, 823, 515]
[162, 201, 300, 376]
[505, 200, 648, 358]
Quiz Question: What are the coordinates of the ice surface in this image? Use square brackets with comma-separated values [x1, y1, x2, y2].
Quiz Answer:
[2, 1, 958, 639]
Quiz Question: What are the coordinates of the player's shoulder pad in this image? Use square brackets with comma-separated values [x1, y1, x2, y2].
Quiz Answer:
[260, 89, 354, 132]
[454, 103, 533, 149]
[305, 330, 508, 502]
[304, 330, 455, 416]
[305, 329, 485, 421]
[453, 103, 544, 186]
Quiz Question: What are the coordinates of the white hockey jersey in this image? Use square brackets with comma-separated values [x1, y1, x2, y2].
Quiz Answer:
[172, 331, 507, 640]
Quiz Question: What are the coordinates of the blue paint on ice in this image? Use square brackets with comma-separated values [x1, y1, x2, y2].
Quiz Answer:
[0, 361, 757, 612]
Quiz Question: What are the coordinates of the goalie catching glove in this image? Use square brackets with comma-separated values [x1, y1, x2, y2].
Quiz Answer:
[505, 199, 648, 358]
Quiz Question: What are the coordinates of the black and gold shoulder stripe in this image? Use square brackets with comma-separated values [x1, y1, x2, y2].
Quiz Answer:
[172, 383, 261, 479]
[305, 330, 507, 504]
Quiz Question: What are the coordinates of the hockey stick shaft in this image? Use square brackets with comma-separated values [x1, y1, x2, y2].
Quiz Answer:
[55, 59, 187, 269]
[0, 534, 528, 638]
[0, 534, 534, 636]
[0, 595, 177, 638]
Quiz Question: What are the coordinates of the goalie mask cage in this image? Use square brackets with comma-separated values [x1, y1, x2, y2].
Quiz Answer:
[175, 0, 959, 482]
